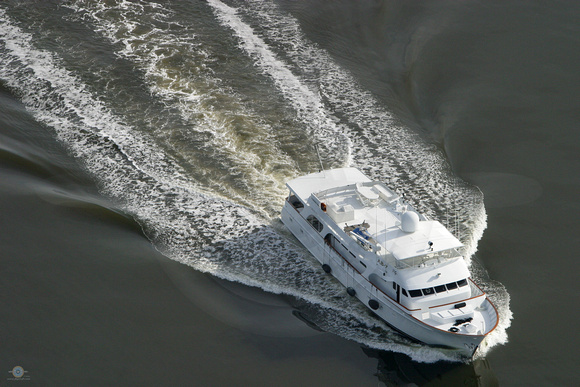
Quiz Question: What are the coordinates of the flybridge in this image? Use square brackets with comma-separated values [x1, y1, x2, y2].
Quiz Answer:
[289, 168, 464, 269]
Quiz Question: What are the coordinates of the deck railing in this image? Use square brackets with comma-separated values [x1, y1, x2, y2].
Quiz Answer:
[391, 249, 462, 269]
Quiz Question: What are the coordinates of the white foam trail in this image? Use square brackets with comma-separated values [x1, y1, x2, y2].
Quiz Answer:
[67, 0, 477, 360]
[0, 8, 200, 197]
[0, 7, 402, 359]
[207, 0, 352, 167]
[0, 6, 264, 257]
[0, 3, 510, 362]
[268, 0, 489, 270]
[64, 0, 299, 217]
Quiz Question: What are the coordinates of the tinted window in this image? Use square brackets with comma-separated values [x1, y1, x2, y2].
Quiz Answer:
[402, 289, 408, 297]
[393, 282, 396, 290]
[422, 287, 434, 296]
[409, 290, 422, 298]
[307, 215, 323, 232]
[289, 195, 304, 209]
[457, 279, 468, 287]
[435, 285, 447, 293]
[446, 282, 458, 290]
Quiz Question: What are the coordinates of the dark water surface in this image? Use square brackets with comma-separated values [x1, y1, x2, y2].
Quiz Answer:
[1, 1, 578, 385]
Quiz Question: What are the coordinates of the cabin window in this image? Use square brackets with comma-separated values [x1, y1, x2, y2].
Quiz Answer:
[422, 287, 434, 296]
[409, 290, 422, 298]
[446, 282, 458, 290]
[392, 282, 396, 290]
[402, 289, 408, 297]
[288, 194, 304, 209]
[457, 279, 468, 287]
[435, 285, 447, 293]
[306, 215, 323, 232]
[324, 234, 332, 245]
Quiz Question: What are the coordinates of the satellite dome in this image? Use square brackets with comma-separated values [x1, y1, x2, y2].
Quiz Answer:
[401, 211, 420, 233]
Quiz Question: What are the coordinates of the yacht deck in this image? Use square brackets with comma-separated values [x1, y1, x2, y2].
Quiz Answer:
[313, 180, 463, 263]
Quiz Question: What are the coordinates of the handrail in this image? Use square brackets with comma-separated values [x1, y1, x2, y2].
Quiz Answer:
[427, 293, 485, 310]
[349, 230, 380, 252]
[313, 184, 357, 200]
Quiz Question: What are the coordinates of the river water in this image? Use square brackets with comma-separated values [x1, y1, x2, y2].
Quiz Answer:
[1, 1, 578, 385]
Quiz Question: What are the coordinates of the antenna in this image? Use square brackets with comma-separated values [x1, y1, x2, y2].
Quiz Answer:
[315, 143, 325, 173]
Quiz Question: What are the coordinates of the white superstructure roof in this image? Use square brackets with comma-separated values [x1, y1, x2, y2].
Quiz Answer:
[287, 168, 463, 261]
[286, 168, 370, 203]
[375, 220, 463, 260]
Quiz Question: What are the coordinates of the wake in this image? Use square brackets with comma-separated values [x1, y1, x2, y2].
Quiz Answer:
[0, 2, 511, 362]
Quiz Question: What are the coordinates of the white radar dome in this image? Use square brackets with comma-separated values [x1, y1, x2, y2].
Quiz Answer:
[401, 211, 420, 233]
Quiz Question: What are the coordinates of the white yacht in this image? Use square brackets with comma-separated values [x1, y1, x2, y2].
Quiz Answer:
[281, 168, 498, 357]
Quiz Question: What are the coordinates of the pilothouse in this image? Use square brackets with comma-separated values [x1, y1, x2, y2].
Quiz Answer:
[281, 168, 498, 357]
